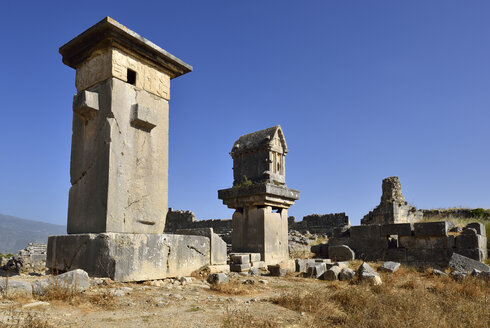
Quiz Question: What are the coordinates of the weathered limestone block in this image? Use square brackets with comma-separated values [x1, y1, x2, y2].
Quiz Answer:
[338, 268, 355, 281]
[207, 273, 229, 284]
[306, 263, 327, 279]
[268, 264, 287, 277]
[295, 259, 316, 273]
[328, 245, 355, 261]
[378, 261, 400, 273]
[230, 263, 251, 272]
[413, 221, 448, 237]
[465, 222, 486, 236]
[323, 266, 341, 281]
[380, 223, 412, 236]
[231, 254, 251, 264]
[454, 249, 487, 261]
[175, 228, 227, 265]
[33, 269, 90, 295]
[0, 280, 32, 298]
[448, 253, 490, 273]
[455, 234, 486, 250]
[46, 233, 210, 282]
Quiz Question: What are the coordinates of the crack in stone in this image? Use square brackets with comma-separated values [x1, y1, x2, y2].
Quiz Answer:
[186, 245, 206, 257]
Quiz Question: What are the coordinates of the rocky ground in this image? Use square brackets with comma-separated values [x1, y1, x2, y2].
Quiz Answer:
[1, 262, 489, 328]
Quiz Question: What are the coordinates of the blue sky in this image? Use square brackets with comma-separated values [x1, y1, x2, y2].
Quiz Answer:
[1, 1, 489, 226]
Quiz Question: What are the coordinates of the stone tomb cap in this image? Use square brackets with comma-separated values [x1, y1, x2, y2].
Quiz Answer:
[59, 17, 192, 79]
[231, 125, 288, 155]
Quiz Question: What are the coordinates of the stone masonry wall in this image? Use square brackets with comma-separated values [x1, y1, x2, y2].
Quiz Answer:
[322, 221, 487, 267]
[165, 209, 232, 244]
[289, 213, 350, 236]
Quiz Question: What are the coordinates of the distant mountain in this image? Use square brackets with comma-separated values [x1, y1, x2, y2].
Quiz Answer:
[0, 214, 66, 254]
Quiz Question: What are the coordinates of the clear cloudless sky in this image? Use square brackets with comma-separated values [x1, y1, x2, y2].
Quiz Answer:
[0, 1, 489, 226]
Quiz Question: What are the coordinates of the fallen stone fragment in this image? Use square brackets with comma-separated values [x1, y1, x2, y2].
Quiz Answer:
[0, 279, 33, 297]
[338, 268, 355, 281]
[378, 261, 400, 273]
[207, 273, 229, 284]
[268, 265, 287, 277]
[357, 262, 382, 285]
[180, 277, 193, 284]
[32, 269, 90, 296]
[249, 267, 260, 276]
[306, 263, 326, 279]
[448, 253, 490, 273]
[323, 266, 341, 281]
[328, 245, 355, 261]
[432, 269, 447, 277]
[22, 301, 50, 308]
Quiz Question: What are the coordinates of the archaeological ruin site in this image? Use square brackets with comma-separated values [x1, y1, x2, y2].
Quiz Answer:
[1, 17, 488, 328]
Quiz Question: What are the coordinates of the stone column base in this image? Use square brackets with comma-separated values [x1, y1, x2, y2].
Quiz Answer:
[46, 233, 214, 282]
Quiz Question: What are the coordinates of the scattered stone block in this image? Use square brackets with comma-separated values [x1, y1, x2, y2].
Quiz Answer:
[268, 265, 287, 277]
[432, 269, 447, 277]
[455, 234, 486, 250]
[278, 259, 296, 273]
[380, 223, 412, 236]
[357, 262, 382, 285]
[208, 264, 230, 274]
[231, 254, 250, 264]
[207, 273, 229, 284]
[327, 262, 349, 270]
[22, 301, 50, 308]
[448, 252, 490, 273]
[328, 245, 355, 261]
[338, 268, 355, 281]
[466, 222, 485, 236]
[413, 221, 448, 237]
[295, 259, 315, 273]
[249, 267, 260, 276]
[323, 266, 341, 281]
[251, 261, 266, 269]
[249, 253, 261, 262]
[32, 269, 90, 296]
[0, 280, 33, 297]
[378, 261, 400, 273]
[306, 263, 327, 279]
[230, 263, 251, 272]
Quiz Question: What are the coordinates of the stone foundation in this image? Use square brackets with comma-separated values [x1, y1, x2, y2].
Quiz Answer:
[46, 233, 225, 282]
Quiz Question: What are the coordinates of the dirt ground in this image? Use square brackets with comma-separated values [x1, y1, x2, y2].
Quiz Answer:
[1, 265, 489, 328]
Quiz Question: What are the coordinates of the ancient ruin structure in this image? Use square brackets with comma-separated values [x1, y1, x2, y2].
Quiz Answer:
[320, 221, 487, 266]
[361, 177, 422, 225]
[46, 17, 226, 281]
[218, 126, 299, 264]
[290, 213, 350, 236]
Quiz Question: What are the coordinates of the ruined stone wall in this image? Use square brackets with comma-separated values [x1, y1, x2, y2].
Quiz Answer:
[322, 221, 487, 267]
[289, 213, 350, 236]
[421, 208, 490, 220]
[165, 209, 232, 244]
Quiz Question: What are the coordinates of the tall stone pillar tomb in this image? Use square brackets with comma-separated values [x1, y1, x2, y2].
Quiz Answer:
[47, 18, 228, 282]
[218, 126, 300, 264]
[61, 17, 192, 234]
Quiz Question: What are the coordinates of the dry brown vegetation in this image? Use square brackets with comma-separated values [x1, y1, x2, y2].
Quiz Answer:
[209, 280, 258, 296]
[270, 268, 489, 328]
[221, 307, 279, 328]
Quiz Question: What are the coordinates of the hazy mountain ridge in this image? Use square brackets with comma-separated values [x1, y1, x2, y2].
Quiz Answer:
[0, 214, 66, 254]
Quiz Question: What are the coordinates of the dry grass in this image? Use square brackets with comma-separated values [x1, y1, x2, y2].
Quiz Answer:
[271, 266, 490, 328]
[209, 280, 256, 296]
[35, 282, 116, 309]
[221, 307, 279, 328]
[0, 310, 52, 328]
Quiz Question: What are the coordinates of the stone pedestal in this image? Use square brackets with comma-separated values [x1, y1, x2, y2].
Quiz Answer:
[219, 183, 299, 264]
[47, 233, 211, 282]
